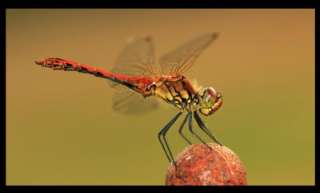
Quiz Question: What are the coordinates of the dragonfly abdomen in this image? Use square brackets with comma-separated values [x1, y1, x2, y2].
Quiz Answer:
[35, 57, 154, 95]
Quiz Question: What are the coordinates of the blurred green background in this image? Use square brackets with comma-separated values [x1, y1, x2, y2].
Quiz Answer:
[6, 9, 314, 185]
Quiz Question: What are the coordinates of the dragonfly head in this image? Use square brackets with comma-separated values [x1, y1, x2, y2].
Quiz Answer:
[198, 87, 223, 116]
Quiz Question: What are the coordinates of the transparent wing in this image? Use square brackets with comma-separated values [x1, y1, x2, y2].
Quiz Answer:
[111, 36, 159, 76]
[111, 84, 159, 114]
[109, 36, 160, 114]
[159, 33, 219, 75]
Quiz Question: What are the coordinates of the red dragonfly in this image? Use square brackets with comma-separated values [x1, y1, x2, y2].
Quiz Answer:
[35, 33, 223, 165]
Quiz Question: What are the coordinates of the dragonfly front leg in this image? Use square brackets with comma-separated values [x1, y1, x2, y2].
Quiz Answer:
[194, 111, 223, 146]
[158, 112, 182, 165]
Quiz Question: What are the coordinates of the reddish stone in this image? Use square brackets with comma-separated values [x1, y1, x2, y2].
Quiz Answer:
[165, 143, 247, 185]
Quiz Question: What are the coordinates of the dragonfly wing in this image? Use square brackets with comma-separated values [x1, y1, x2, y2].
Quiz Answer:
[159, 33, 219, 75]
[109, 36, 160, 114]
[112, 84, 159, 114]
[111, 35, 158, 77]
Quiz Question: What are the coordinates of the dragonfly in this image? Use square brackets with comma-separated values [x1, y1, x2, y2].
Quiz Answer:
[35, 33, 223, 165]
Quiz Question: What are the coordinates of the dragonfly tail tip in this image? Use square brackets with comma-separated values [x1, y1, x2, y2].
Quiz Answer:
[35, 60, 42, 65]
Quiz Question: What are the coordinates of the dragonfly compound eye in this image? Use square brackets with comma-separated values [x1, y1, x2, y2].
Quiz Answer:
[198, 87, 222, 116]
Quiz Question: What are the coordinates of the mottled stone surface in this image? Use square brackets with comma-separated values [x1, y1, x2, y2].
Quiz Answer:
[165, 143, 247, 185]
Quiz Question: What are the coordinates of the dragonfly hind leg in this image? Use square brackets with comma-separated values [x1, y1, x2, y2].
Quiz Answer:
[194, 111, 223, 146]
[178, 114, 192, 145]
[158, 112, 182, 165]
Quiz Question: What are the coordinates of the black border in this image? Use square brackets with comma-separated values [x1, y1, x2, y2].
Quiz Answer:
[1, 0, 318, 192]
[1, 3, 6, 190]
[1, 0, 320, 8]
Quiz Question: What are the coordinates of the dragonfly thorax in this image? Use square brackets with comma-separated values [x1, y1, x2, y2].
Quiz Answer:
[152, 76, 222, 115]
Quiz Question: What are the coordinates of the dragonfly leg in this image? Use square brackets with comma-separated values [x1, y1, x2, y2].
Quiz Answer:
[194, 111, 223, 146]
[158, 112, 182, 165]
[178, 114, 192, 145]
[187, 112, 210, 148]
